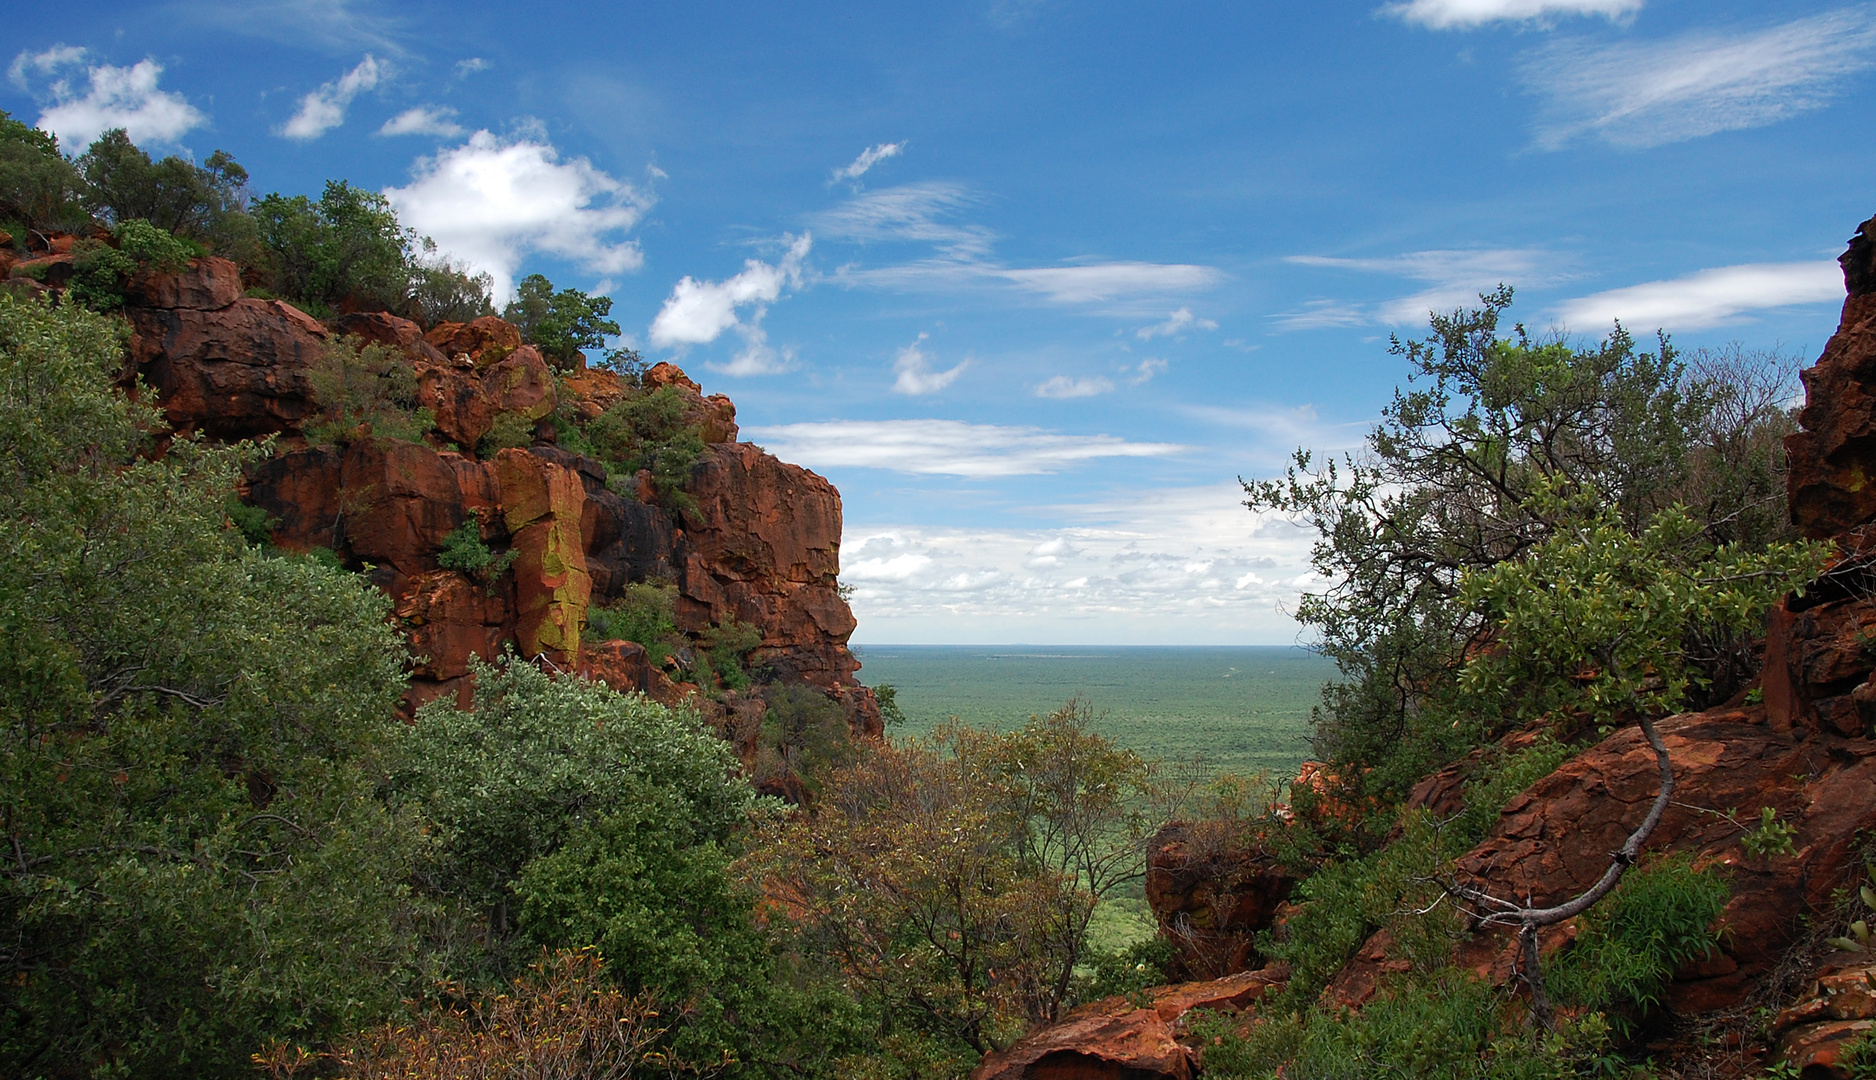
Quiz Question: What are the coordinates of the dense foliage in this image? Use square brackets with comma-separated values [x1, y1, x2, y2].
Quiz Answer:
[0, 295, 420, 1078]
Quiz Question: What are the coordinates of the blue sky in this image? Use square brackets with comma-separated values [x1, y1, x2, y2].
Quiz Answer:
[9, 0, 1872, 644]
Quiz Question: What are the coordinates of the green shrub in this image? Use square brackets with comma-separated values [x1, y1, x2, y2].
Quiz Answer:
[435, 509, 516, 584]
[587, 385, 706, 510]
[407, 240, 494, 327]
[305, 334, 434, 445]
[585, 581, 679, 650]
[67, 219, 198, 311]
[476, 410, 536, 458]
[1082, 936, 1176, 1002]
[252, 181, 414, 316]
[758, 683, 855, 787]
[1193, 970, 1584, 1080]
[1548, 854, 1730, 1029]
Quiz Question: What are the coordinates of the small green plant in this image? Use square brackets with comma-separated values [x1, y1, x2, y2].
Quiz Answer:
[1827, 866, 1876, 953]
[225, 496, 277, 547]
[436, 510, 517, 586]
[699, 617, 763, 691]
[1082, 936, 1175, 1005]
[585, 582, 678, 651]
[873, 682, 906, 727]
[1741, 805, 1799, 859]
[1745, 686, 1765, 704]
[1548, 854, 1730, 1032]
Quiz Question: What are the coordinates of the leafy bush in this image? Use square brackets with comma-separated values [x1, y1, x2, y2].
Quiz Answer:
[585, 582, 679, 650]
[305, 334, 435, 445]
[67, 219, 198, 311]
[587, 385, 707, 510]
[476, 409, 537, 458]
[435, 509, 516, 584]
[408, 240, 495, 327]
[1193, 969, 1587, 1080]
[757, 683, 856, 789]
[0, 293, 420, 1079]
[78, 130, 255, 258]
[700, 617, 763, 690]
[394, 656, 752, 963]
[1547, 854, 1730, 1029]
[503, 272, 621, 370]
[260, 949, 674, 1080]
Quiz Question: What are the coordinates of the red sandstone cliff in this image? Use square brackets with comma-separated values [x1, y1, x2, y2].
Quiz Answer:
[109, 255, 879, 749]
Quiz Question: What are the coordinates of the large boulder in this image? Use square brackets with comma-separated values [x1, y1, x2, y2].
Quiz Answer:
[127, 298, 328, 440]
[1146, 823, 1300, 981]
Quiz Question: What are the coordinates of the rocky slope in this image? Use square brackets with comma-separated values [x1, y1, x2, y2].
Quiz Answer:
[104, 254, 879, 758]
[974, 214, 1876, 1080]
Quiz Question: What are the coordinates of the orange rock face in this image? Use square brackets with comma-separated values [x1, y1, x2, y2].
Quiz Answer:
[1788, 215, 1876, 539]
[128, 296, 329, 440]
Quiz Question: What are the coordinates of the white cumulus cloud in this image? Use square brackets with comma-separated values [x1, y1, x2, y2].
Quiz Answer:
[1384, 0, 1641, 29]
[384, 131, 652, 301]
[745, 419, 1185, 477]
[1525, 8, 1876, 149]
[1136, 307, 1218, 340]
[379, 105, 463, 137]
[281, 55, 384, 140]
[1553, 262, 1843, 331]
[831, 141, 905, 184]
[648, 234, 812, 376]
[891, 333, 969, 395]
[21, 51, 206, 151]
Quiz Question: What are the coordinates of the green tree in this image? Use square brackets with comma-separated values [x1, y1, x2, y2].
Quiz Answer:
[0, 109, 87, 235]
[252, 180, 415, 315]
[1244, 289, 1804, 801]
[77, 129, 257, 258]
[502, 272, 622, 370]
[304, 334, 435, 445]
[0, 293, 422, 1079]
[393, 658, 858, 1075]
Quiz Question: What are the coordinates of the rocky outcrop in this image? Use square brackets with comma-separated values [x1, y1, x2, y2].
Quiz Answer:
[970, 969, 1288, 1080]
[1146, 823, 1299, 981]
[1787, 214, 1876, 539]
[114, 257, 876, 731]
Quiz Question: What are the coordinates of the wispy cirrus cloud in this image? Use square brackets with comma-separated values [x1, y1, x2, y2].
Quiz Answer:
[1524, 7, 1876, 150]
[175, 0, 405, 54]
[746, 419, 1185, 477]
[281, 55, 383, 140]
[831, 141, 905, 185]
[649, 234, 812, 376]
[1275, 248, 1555, 329]
[1384, 0, 1641, 29]
[13, 48, 207, 150]
[1553, 262, 1843, 331]
[384, 130, 653, 300]
[816, 182, 1222, 310]
[891, 333, 969, 395]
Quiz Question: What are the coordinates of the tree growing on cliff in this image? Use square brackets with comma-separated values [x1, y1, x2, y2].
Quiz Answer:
[503, 272, 622, 370]
[1245, 288, 1810, 803]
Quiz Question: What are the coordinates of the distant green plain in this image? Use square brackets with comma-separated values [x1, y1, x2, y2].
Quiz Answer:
[851, 645, 1337, 781]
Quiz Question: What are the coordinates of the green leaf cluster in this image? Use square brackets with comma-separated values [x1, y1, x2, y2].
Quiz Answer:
[304, 333, 436, 445]
[585, 383, 709, 511]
